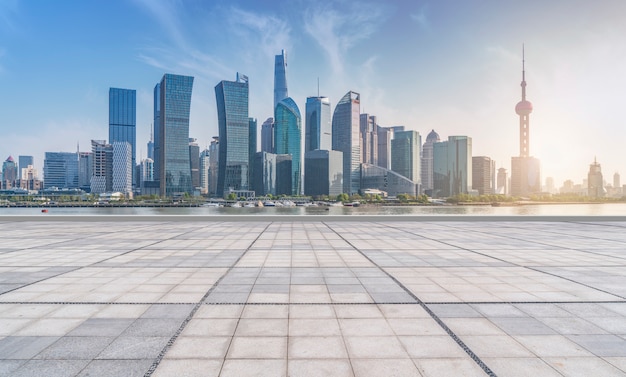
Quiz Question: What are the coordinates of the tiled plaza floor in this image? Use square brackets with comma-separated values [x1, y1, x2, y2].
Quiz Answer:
[0, 218, 625, 376]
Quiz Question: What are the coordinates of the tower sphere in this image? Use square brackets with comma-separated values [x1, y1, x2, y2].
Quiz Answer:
[515, 100, 533, 115]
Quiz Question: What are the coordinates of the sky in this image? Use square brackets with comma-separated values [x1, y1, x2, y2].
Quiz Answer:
[1, 0, 625, 188]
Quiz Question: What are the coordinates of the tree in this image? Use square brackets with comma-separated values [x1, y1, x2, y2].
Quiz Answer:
[227, 193, 236, 201]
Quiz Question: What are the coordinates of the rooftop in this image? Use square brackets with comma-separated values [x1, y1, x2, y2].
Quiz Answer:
[0, 216, 625, 376]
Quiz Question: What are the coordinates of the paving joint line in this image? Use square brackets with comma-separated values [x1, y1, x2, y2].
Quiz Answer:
[144, 221, 273, 377]
[322, 221, 497, 377]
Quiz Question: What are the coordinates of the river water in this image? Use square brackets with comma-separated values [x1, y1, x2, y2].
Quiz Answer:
[1, 203, 626, 216]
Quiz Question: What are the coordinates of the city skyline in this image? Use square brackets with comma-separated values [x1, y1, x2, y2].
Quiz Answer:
[1, 1, 625, 187]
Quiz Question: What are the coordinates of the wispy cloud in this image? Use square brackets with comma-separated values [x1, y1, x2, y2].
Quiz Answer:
[228, 7, 292, 62]
[132, 0, 187, 49]
[303, 2, 387, 74]
[410, 4, 430, 31]
[0, 0, 19, 32]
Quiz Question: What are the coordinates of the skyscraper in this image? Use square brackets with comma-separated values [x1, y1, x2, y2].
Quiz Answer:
[376, 126, 395, 170]
[304, 149, 343, 197]
[332, 91, 361, 194]
[588, 157, 604, 198]
[2, 156, 17, 188]
[199, 149, 209, 195]
[215, 73, 249, 196]
[157, 74, 194, 197]
[90, 140, 112, 194]
[208, 137, 219, 197]
[153, 83, 161, 183]
[109, 88, 136, 188]
[511, 47, 541, 196]
[472, 156, 495, 195]
[305, 96, 332, 152]
[112, 141, 132, 194]
[421, 129, 440, 195]
[391, 130, 421, 183]
[18, 155, 34, 179]
[261, 118, 274, 153]
[497, 167, 507, 195]
[189, 138, 200, 190]
[360, 114, 378, 165]
[432, 136, 472, 197]
[274, 97, 302, 195]
[249, 118, 257, 190]
[147, 129, 154, 160]
[78, 152, 92, 191]
[274, 50, 288, 110]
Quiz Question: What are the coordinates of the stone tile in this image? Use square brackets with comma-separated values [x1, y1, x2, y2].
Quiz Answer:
[413, 358, 486, 377]
[545, 357, 625, 377]
[289, 318, 341, 336]
[426, 304, 482, 318]
[67, 318, 134, 337]
[289, 336, 348, 359]
[181, 318, 238, 337]
[514, 335, 593, 357]
[10, 359, 89, 377]
[235, 318, 288, 337]
[443, 318, 504, 336]
[345, 336, 409, 358]
[0, 336, 59, 359]
[483, 358, 562, 377]
[121, 318, 183, 337]
[489, 317, 556, 335]
[339, 318, 395, 336]
[34, 336, 114, 360]
[97, 336, 169, 359]
[165, 336, 230, 359]
[220, 359, 287, 377]
[227, 336, 287, 359]
[567, 334, 626, 357]
[351, 359, 421, 377]
[152, 359, 222, 377]
[0, 360, 25, 377]
[77, 359, 153, 377]
[460, 335, 534, 358]
[398, 335, 468, 358]
[288, 359, 353, 377]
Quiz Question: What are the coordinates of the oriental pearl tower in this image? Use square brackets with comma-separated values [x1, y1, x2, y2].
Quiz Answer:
[515, 45, 533, 158]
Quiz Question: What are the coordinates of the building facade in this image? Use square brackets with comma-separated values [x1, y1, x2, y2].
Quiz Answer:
[78, 152, 92, 192]
[472, 156, 495, 195]
[360, 164, 418, 197]
[421, 129, 440, 195]
[376, 126, 394, 170]
[215, 74, 249, 196]
[208, 137, 219, 197]
[305, 96, 332, 152]
[391, 130, 421, 184]
[153, 83, 161, 183]
[332, 91, 361, 194]
[109, 88, 136, 189]
[112, 141, 132, 195]
[588, 157, 604, 198]
[261, 118, 274, 153]
[249, 118, 257, 190]
[2, 156, 18, 188]
[274, 50, 288, 110]
[199, 149, 209, 195]
[158, 74, 194, 197]
[189, 138, 200, 190]
[360, 114, 378, 165]
[44, 152, 79, 189]
[304, 149, 343, 197]
[274, 97, 302, 195]
[18, 156, 34, 179]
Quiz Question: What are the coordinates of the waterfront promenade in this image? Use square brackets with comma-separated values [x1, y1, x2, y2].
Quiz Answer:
[0, 216, 625, 376]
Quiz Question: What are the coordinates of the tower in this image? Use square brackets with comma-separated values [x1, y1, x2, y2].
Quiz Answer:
[274, 97, 302, 195]
[274, 50, 288, 110]
[511, 46, 541, 196]
[109, 88, 137, 189]
[332, 91, 361, 195]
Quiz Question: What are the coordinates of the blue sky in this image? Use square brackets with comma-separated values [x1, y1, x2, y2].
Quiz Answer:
[1, 0, 625, 187]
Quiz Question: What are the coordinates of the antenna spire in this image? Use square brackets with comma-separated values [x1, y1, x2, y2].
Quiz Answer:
[521, 43, 527, 101]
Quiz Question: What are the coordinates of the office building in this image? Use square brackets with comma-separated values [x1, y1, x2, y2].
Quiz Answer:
[511, 48, 541, 196]
[421, 129, 440, 195]
[305, 96, 332, 152]
[249, 118, 257, 190]
[215, 73, 249, 196]
[147, 130, 154, 160]
[332, 91, 361, 194]
[274, 50, 288, 110]
[189, 138, 200, 190]
[140, 158, 154, 186]
[157, 74, 194, 197]
[153, 83, 161, 182]
[588, 157, 604, 198]
[472, 156, 495, 195]
[391, 130, 421, 183]
[304, 149, 343, 197]
[274, 97, 302, 195]
[276, 154, 292, 195]
[208, 137, 219, 197]
[78, 152, 92, 191]
[112, 141, 132, 195]
[432, 136, 472, 197]
[199, 149, 209, 195]
[360, 114, 378, 165]
[43, 152, 79, 189]
[497, 167, 508, 195]
[360, 164, 418, 197]
[261, 118, 274, 153]
[377, 126, 394, 170]
[2, 156, 18, 188]
[18, 155, 34, 179]
[109, 88, 136, 188]
[253, 152, 277, 197]
[90, 140, 112, 194]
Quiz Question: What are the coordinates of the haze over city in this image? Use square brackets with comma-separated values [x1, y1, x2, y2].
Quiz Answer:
[0, 0, 625, 187]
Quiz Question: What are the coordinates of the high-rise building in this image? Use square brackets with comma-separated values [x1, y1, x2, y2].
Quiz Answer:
[189, 138, 200, 190]
[304, 149, 343, 197]
[147, 129, 154, 160]
[43, 152, 79, 189]
[274, 97, 302, 195]
[109, 88, 136, 189]
[158, 74, 194, 197]
[261, 118, 274, 153]
[613, 172, 620, 189]
[332, 91, 361, 194]
[249, 118, 257, 190]
[391, 130, 421, 184]
[511, 47, 541, 196]
[253, 151, 277, 196]
[90, 140, 112, 194]
[140, 158, 154, 185]
[112, 141, 132, 195]
[305, 96, 332, 152]
[377, 126, 395, 170]
[274, 50, 288, 110]
[208, 137, 219, 197]
[18, 155, 34, 179]
[276, 154, 293, 195]
[432, 136, 472, 197]
[421, 129, 440, 195]
[472, 156, 495, 195]
[199, 149, 209, 195]
[153, 83, 161, 183]
[2, 156, 18, 188]
[360, 114, 378, 165]
[360, 164, 418, 197]
[588, 157, 604, 198]
[497, 167, 507, 195]
[215, 73, 249, 196]
[78, 152, 92, 191]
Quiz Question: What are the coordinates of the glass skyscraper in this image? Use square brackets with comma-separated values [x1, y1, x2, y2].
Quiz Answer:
[43, 152, 79, 189]
[274, 50, 288, 110]
[305, 96, 331, 152]
[215, 74, 249, 197]
[109, 88, 136, 188]
[153, 83, 161, 184]
[391, 130, 421, 183]
[274, 97, 302, 195]
[261, 117, 274, 153]
[157, 74, 194, 197]
[332, 91, 361, 194]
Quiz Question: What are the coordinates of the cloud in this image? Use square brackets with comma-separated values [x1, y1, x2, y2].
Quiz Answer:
[303, 2, 388, 74]
[227, 7, 292, 62]
[0, 0, 19, 33]
[410, 4, 430, 31]
[132, 0, 187, 49]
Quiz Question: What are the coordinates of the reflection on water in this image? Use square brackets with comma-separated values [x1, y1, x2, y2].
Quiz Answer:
[1, 203, 626, 216]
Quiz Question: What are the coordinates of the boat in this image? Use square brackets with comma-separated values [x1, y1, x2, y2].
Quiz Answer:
[244, 202, 256, 208]
[229, 201, 242, 208]
[263, 201, 276, 207]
